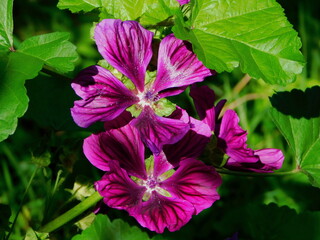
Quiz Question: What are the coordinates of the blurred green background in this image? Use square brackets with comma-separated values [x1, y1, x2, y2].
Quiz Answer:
[1, 0, 320, 239]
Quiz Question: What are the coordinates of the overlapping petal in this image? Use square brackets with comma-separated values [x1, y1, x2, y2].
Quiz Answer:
[152, 34, 212, 98]
[95, 160, 146, 208]
[127, 191, 194, 233]
[190, 85, 226, 131]
[71, 65, 138, 128]
[225, 148, 284, 172]
[95, 19, 153, 92]
[163, 111, 212, 167]
[161, 158, 221, 214]
[217, 110, 258, 163]
[83, 124, 147, 179]
[131, 106, 190, 154]
[177, 0, 190, 5]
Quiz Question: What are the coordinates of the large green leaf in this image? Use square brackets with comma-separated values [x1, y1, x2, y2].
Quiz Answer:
[0, 32, 77, 142]
[17, 32, 78, 73]
[173, 0, 304, 85]
[72, 214, 151, 240]
[57, 0, 101, 13]
[270, 86, 320, 187]
[99, 0, 146, 21]
[140, 0, 180, 25]
[0, 52, 43, 142]
[0, 0, 13, 51]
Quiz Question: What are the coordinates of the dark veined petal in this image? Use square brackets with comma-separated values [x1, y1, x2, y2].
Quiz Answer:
[95, 19, 153, 92]
[71, 65, 138, 128]
[217, 110, 258, 163]
[225, 148, 284, 172]
[152, 34, 212, 97]
[103, 110, 133, 131]
[190, 85, 226, 131]
[83, 124, 147, 179]
[131, 106, 190, 154]
[153, 151, 174, 178]
[163, 109, 212, 167]
[127, 191, 194, 233]
[161, 158, 221, 214]
[95, 160, 146, 208]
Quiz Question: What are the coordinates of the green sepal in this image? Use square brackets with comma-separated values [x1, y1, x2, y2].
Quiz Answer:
[159, 168, 175, 181]
[126, 105, 142, 118]
[154, 98, 176, 117]
[98, 59, 135, 90]
[145, 155, 154, 175]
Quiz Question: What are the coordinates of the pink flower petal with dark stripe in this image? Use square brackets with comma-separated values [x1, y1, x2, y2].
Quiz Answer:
[161, 158, 221, 214]
[95, 160, 146, 209]
[131, 106, 190, 154]
[71, 65, 138, 128]
[83, 124, 146, 179]
[95, 19, 153, 92]
[127, 192, 194, 233]
[153, 34, 212, 98]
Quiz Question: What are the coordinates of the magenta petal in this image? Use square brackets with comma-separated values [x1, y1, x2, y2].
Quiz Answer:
[71, 65, 138, 128]
[163, 115, 212, 167]
[217, 110, 258, 163]
[127, 192, 194, 233]
[153, 152, 174, 177]
[152, 34, 212, 97]
[225, 148, 284, 172]
[131, 106, 190, 154]
[177, 0, 190, 5]
[103, 110, 133, 131]
[190, 85, 226, 131]
[95, 161, 146, 208]
[254, 149, 284, 170]
[83, 124, 147, 179]
[94, 19, 153, 92]
[161, 158, 221, 214]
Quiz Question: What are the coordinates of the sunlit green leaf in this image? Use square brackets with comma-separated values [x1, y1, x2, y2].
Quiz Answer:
[57, 0, 101, 13]
[72, 214, 151, 240]
[0, 0, 13, 51]
[174, 0, 304, 85]
[18, 32, 78, 73]
[140, 0, 179, 25]
[0, 32, 78, 142]
[270, 86, 320, 187]
[100, 0, 146, 20]
[0, 52, 43, 142]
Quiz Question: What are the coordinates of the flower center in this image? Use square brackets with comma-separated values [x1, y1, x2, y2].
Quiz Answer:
[137, 90, 160, 107]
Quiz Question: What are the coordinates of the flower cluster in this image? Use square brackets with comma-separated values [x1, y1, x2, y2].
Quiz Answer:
[71, 19, 284, 233]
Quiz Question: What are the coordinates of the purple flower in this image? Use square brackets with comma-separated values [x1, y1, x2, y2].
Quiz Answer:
[71, 19, 212, 153]
[84, 123, 221, 233]
[177, 0, 190, 5]
[190, 85, 284, 172]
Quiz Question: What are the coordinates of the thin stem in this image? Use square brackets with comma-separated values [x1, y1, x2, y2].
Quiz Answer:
[232, 74, 251, 95]
[6, 166, 39, 240]
[216, 168, 301, 177]
[38, 191, 103, 233]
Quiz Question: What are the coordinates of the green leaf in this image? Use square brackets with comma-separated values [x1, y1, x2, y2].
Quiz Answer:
[100, 0, 146, 20]
[18, 32, 78, 73]
[140, 0, 179, 25]
[0, 0, 13, 51]
[0, 32, 78, 142]
[269, 86, 320, 187]
[57, 0, 101, 13]
[0, 52, 43, 142]
[72, 214, 151, 240]
[174, 0, 304, 85]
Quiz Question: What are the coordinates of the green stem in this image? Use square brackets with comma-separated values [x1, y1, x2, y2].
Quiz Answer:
[39, 191, 103, 233]
[216, 168, 301, 177]
[6, 166, 38, 240]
